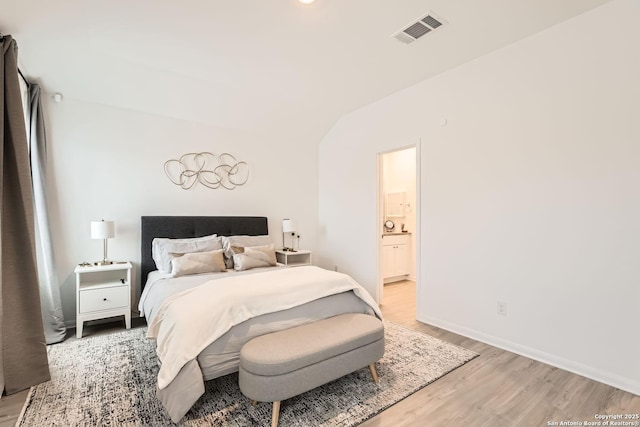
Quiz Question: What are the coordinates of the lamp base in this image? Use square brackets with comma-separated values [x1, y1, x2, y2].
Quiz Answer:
[94, 260, 114, 266]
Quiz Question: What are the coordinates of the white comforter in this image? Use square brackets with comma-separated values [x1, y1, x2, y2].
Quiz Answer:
[147, 265, 381, 390]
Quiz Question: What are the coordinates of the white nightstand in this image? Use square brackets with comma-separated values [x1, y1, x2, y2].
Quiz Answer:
[74, 262, 132, 338]
[275, 250, 312, 267]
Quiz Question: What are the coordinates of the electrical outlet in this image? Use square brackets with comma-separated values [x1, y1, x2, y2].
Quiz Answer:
[497, 301, 507, 316]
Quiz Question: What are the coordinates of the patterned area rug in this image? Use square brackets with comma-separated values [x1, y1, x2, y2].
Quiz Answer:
[18, 322, 477, 426]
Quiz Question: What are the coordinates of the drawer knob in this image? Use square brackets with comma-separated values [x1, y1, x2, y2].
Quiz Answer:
[103, 298, 107, 301]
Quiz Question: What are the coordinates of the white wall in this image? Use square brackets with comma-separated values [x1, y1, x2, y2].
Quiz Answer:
[45, 99, 319, 324]
[383, 148, 416, 234]
[318, 0, 639, 395]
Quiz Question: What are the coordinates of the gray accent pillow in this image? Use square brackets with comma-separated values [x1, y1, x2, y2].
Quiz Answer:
[232, 244, 277, 271]
[221, 235, 273, 268]
[170, 249, 227, 277]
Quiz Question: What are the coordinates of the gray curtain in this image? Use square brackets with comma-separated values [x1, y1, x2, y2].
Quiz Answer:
[27, 84, 66, 344]
[0, 35, 50, 395]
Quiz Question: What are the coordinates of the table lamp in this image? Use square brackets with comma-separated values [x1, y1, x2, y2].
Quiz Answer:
[282, 219, 297, 252]
[91, 220, 115, 265]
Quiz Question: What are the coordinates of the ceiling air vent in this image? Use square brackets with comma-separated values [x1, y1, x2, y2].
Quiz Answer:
[392, 11, 445, 45]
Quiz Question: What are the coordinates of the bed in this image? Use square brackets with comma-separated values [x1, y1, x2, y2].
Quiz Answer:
[138, 216, 382, 422]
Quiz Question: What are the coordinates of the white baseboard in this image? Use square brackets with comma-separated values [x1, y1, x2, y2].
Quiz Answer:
[418, 313, 640, 397]
[383, 275, 414, 284]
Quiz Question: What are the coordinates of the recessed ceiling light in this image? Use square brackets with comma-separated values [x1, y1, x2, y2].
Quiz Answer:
[299, 0, 315, 4]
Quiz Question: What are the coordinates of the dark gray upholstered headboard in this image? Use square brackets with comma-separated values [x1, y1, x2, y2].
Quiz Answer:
[140, 216, 269, 289]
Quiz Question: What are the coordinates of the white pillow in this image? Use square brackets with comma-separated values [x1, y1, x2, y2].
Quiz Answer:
[232, 244, 277, 271]
[221, 235, 273, 268]
[170, 249, 227, 277]
[152, 234, 223, 273]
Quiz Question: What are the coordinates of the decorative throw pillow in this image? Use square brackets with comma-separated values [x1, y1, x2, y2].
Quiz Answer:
[152, 234, 223, 273]
[221, 235, 273, 268]
[232, 244, 277, 271]
[170, 249, 227, 277]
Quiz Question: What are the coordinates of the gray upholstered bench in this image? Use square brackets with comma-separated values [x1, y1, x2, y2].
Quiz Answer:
[239, 313, 385, 427]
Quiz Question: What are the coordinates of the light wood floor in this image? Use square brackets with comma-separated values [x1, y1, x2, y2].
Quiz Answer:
[366, 280, 640, 426]
[2, 282, 638, 426]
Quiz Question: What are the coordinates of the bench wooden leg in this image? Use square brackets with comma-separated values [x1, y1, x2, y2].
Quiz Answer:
[369, 363, 379, 383]
[251, 400, 257, 406]
[271, 401, 281, 427]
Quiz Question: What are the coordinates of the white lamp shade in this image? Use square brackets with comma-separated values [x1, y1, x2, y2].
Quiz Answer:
[91, 220, 115, 239]
[282, 219, 297, 234]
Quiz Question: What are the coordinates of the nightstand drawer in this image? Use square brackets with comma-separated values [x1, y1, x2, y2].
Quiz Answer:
[79, 285, 128, 313]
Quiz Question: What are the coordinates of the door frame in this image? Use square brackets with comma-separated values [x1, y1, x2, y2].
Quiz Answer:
[375, 141, 421, 309]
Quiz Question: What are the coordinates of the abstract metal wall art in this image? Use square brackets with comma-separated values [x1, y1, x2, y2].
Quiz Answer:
[164, 152, 249, 190]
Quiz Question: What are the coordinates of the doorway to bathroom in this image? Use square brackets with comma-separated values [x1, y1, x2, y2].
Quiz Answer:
[377, 145, 418, 320]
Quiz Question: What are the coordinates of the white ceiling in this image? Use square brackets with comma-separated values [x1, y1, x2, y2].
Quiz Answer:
[1, 0, 613, 140]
